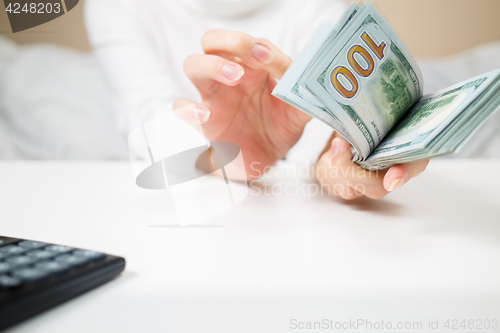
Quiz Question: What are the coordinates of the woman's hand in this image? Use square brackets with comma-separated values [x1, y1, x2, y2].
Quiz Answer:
[174, 30, 311, 180]
[315, 132, 430, 200]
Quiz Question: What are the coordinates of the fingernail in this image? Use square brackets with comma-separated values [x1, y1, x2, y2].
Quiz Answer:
[193, 105, 211, 122]
[253, 44, 274, 64]
[331, 138, 341, 159]
[388, 177, 403, 192]
[222, 64, 244, 81]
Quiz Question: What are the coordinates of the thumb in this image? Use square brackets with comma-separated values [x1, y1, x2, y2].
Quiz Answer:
[330, 137, 353, 167]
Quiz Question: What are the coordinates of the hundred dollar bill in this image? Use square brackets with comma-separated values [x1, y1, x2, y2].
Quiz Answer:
[273, 2, 500, 170]
[302, 2, 423, 161]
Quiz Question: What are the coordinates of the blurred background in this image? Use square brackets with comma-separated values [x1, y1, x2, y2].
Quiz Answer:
[1, 0, 500, 160]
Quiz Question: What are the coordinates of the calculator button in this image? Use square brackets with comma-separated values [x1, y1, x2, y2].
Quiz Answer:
[34, 261, 70, 274]
[0, 275, 22, 289]
[6, 256, 35, 268]
[12, 268, 49, 282]
[26, 250, 58, 261]
[0, 262, 13, 274]
[18, 240, 49, 249]
[73, 250, 106, 262]
[0, 252, 8, 261]
[44, 245, 74, 254]
[0, 245, 29, 257]
[55, 255, 89, 267]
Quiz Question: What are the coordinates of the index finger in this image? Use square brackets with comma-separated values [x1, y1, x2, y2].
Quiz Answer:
[201, 29, 292, 79]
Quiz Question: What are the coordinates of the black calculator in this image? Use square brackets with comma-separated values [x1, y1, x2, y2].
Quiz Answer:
[0, 236, 125, 330]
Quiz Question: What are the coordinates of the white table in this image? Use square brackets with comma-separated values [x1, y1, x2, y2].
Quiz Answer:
[1, 160, 500, 332]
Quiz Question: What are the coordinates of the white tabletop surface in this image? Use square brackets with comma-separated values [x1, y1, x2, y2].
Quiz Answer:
[1, 160, 500, 332]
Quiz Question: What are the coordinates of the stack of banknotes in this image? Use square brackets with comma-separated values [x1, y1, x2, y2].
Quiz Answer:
[272, 2, 500, 170]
